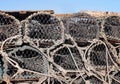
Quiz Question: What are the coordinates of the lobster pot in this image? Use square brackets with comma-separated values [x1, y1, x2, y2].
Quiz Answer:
[25, 13, 64, 47]
[72, 75, 103, 84]
[111, 71, 120, 84]
[85, 42, 114, 70]
[6, 45, 48, 79]
[0, 12, 20, 42]
[52, 45, 84, 71]
[63, 13, 99, 43]
[104, 16, 120, 41]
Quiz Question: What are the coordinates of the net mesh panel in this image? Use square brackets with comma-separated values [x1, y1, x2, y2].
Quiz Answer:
[25, 13, 63, 43]
[7, 45, 48, 79]
[12, 71, 43, 79]
[63, 13, 99, 43]
[53, 46, 84, 70]
[111, 71, 120, 84]
[116, 47, 120, 66]
[104, 16, 120, 40]
[0, 12, 20, 41]
[21, 21, 26, 37]
[61, 16, 69, 34]
[7, 63, 18, 78]
[86, 42, 113, 69]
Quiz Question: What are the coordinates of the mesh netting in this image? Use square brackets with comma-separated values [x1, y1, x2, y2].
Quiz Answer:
[6, 45, 48, 79]
[85, 41, 114, 69]
[0, 11, 119, 84]
[104, 16, 120, 40]
[21, 21, 26, 37]
[0, 12, 20, 42]
[111, 71, 120, 84]
[8, 45, 48, 72]
[52, 46, 84, 70]
[6, 63, 18, 78]
[62, 13, 99, 43]
[24, 13, 64, 48]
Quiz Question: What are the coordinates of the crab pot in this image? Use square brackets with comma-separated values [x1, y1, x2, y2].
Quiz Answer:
[85, 42, 114, 70]
[0, 12, 20, 42]
[52, 46, 84, 71]
[25, 13, 63, 47]
[6, 45, 48, 80]
[62, 13, 99, 43]
[104, 16, 120, 41]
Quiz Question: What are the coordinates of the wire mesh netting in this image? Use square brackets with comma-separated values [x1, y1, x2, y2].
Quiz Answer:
[0, 11, 120, 84]
[85, 41, 114, 69]
[111, 71, 120, 84]
[104, 16, 120, 40]
[3, 42, 48, 80]
[24, 12, 64, 48]
[0, 12, 20, 42]
[52, 45, 84, 70]
[62, 13, 99, 43]
[8, 45, 48, 71]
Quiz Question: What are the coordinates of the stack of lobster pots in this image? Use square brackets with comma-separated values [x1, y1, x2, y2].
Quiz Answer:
[0, 10, 119, 84]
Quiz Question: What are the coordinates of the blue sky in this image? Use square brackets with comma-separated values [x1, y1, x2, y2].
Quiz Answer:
[0, 0, 120, 14]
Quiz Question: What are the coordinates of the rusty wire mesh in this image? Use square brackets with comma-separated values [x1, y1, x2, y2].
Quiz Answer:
[0, 11, 119, 84]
